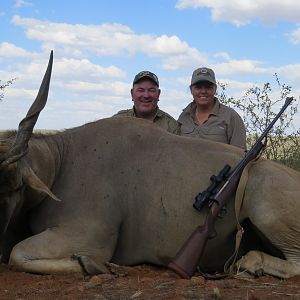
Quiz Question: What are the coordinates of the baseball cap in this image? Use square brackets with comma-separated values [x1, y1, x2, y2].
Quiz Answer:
[191, 67, 216, 86]
[133, 71, 159, 87]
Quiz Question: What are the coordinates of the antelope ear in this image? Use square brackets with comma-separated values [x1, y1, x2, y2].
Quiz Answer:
[23, 167, 61, 202]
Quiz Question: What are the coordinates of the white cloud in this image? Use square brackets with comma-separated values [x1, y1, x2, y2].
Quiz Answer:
[144, 35, 190, 56]
[213, 59, 266, 75]
[13, 0, 32, 8]
[59, 80, 129, 96]
[2, 57, 128, 98]
[52, 58, 126, 82]
[203, 51, 268, 76]
[176, 0, 300, 26]
[10, 15, 207, 70]
[272, 64, 300, 88]
[2, 12, 300, 130]
[161, 48, 208, 70]
[214, 52, 231, 60]
[287, 27, 300, 44]
[11, 15, 144, 56]
[0, 42, 31, 58]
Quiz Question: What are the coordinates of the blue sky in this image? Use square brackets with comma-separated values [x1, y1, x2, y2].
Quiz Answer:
[1, 0, 300, 129]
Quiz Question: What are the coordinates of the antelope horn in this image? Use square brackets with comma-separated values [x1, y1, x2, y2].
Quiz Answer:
[3, 51, 53, 165]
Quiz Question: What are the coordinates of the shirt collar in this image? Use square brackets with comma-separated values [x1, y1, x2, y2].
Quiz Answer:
[132, 106, 160, 119]
[186, 97, 220, 116]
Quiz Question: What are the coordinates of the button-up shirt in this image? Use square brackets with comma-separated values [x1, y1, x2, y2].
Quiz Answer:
[178, 99, 246, 149]
[114, 107, 181, 135]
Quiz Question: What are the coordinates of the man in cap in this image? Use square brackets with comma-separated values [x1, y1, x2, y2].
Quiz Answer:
[178, 67, 246, 149]
[114, 71, 180, 134]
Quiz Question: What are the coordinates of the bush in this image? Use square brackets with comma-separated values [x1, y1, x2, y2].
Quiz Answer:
[0, 78, 16, 102]
[218, 74, 300, 171]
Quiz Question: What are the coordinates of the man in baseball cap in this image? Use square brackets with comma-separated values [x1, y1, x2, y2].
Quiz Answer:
[113, 70, 180, 135]
[133, 71, 159, 86]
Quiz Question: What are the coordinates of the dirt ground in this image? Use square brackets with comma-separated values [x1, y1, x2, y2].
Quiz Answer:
[0, 263, 299, 300]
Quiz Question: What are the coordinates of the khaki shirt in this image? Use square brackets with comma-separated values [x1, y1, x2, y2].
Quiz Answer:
[114, 107, 181, 135]
[178, 99, 246, 149]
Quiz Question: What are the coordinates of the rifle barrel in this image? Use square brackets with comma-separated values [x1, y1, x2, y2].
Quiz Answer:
[168, 97, 294, 279]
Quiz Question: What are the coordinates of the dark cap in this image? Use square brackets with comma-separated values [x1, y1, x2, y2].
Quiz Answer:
[133, 71, 159, 86]
[191, 67, 216, 86]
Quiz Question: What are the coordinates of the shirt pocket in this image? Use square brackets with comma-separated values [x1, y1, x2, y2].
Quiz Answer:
[180, 124, 196, 136]
[200, 126, 228, 143]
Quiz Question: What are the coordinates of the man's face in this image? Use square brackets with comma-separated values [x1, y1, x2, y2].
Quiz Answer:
[190, 81, 216, 106]
[131, 79, 161, 118]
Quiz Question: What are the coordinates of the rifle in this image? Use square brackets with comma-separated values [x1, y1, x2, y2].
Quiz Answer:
[168, 97, 293, 279]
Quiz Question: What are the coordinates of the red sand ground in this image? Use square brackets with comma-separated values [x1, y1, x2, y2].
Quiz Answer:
[0, 263, 299, 299]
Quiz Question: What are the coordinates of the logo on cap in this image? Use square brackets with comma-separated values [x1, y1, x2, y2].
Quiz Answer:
[199, 68, 208, 74]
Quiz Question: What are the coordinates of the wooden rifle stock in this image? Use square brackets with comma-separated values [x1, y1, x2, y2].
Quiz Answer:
[168, 162, 250, 279]
[168, 97, 293, 279]
[168, 203, 221, 279]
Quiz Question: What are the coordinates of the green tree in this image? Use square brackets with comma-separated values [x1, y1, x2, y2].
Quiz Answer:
[218, 74, 300, 171]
